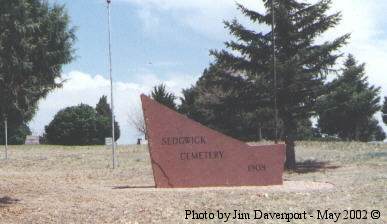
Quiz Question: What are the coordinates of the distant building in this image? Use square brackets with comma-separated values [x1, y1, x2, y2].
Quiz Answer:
[25, 135, 40, 145]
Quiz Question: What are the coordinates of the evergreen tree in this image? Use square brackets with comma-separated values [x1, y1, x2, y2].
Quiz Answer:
[95, 95, 120, 141]
[180, 64, 262, 141]
[180, 63, 317, 141]
[317, 55, 382, 141]
[151, 84, 177, 110]
[210, 0, 348, 169]
[0, 0, 75, 136]
[96, 95, 111, 117]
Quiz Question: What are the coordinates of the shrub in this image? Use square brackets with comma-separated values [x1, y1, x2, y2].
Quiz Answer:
[45, 104, 102, 145]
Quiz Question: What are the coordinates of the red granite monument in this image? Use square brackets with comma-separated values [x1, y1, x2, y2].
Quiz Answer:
[141, 94, 286, 188]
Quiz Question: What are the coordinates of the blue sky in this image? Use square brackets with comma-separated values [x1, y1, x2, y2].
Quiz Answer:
[30, 0, 387, 144]
[54, 0, 221, 80]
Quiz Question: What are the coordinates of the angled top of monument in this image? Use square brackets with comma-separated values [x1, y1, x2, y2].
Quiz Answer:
[140, 94, 286, 188]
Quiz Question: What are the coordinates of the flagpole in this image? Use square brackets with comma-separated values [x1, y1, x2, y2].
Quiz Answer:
[271, 0, 279, 144]
[4, 117, 8, 160]
[107, 0, 116, 169]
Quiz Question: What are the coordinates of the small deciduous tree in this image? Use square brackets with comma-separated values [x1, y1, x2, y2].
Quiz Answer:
[128, 108, 147, 139]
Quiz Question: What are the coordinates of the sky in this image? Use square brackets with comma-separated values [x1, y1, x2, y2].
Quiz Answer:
[29, 0, 387, 144]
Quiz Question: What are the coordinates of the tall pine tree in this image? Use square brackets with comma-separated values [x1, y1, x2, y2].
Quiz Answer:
[317, 55, 382, 141]
[210, 0, 348, 169]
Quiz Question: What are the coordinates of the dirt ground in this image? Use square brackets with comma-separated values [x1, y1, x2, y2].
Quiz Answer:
[0, 142, 386, 223]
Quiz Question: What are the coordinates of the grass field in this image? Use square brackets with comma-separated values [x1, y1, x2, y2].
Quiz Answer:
[0, 142, 386, 223]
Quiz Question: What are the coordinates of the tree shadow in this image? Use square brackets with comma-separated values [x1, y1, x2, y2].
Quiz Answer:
[0, 196, 20, 207]
[294, 160, 340, 174]
[111, 185, 155, 189]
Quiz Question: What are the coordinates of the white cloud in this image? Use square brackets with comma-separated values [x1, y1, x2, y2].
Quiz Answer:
[118, 0, 265, 40]
[137, 8, 160, 33]
[29, 70, 198, 144]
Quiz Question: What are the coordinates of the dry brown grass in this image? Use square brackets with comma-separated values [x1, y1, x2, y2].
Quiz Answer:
[0, 142, 386, 223]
